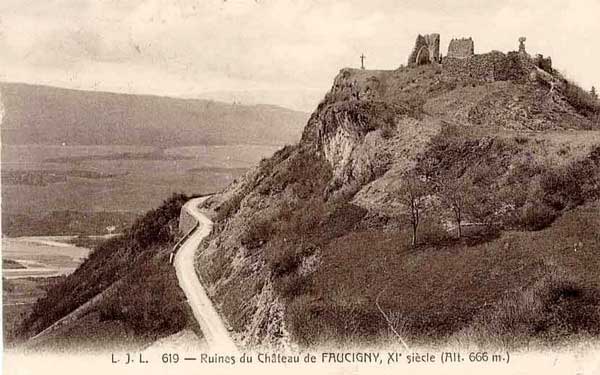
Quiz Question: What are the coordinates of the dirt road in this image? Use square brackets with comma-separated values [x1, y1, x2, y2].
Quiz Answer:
[174, 197, 237, 352]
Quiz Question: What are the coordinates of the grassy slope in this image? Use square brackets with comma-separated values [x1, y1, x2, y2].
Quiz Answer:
[3, 277, 62, 345]
[296, 203, 600, 348]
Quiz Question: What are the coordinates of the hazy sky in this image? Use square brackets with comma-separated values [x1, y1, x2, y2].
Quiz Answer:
[1, 0, 599, 111]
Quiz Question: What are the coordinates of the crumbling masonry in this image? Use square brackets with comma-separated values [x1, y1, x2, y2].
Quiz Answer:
[407, 34, 440, 66]
[447, 37, 474, 59]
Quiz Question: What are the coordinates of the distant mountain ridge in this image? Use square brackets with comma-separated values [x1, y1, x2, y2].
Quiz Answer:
[0, 82, 309, 147]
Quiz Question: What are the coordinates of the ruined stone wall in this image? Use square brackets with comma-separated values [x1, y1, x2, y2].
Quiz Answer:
[447, 38, 474, 59]
[407, 33, 440, 66]
[533, 54, 553, 73]
[442, 51, 533, 83]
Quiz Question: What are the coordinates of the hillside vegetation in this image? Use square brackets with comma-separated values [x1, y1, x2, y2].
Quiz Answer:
[15, 194, 198, 351]
[197, 51, 600, 349]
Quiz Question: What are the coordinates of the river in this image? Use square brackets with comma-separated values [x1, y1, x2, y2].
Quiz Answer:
[1, 236, 93, 279]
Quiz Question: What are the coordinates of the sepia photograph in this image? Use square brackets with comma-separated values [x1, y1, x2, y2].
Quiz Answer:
[1, 1, 599, 374]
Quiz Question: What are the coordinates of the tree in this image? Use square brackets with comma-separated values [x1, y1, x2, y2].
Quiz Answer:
[415, 153, 438, 182]
[439, 176, 474, 239]
[592, 86, 598, 100]
[395, 173, 428, 247]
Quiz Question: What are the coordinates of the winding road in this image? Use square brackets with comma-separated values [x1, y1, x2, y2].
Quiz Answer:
[173, 197, 237, 352]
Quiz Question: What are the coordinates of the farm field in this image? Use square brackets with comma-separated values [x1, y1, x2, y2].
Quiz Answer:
[1, 143, 280, 236]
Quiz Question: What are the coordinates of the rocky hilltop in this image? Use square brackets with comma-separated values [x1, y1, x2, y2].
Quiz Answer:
[17, 36, 600, 352]
[199, 38, 600, 349]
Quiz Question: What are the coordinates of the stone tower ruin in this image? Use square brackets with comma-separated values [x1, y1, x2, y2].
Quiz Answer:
[408, 33, 440, 66]
[447, 37, 474, 59]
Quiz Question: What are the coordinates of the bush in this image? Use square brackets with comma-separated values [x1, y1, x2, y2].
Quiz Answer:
[214, 193, 244, 222]
[514, 136, 529, 145]
[462, 224, 501, 246]
[513, 202, 558, 231]
[267, 245, 302, 278]
[275, 273, 311, 299]
[419, 218, 453, 245]
[240, 219, 275, 249]
[463, 272, 600, 348]
[126, 193, 188, 250]
[285, 296, 388, 348]
[258, 145, 296, 174]
[540, 167, 584, 210]
[256, 147, 331, 198]
[381, 123, 396, 139]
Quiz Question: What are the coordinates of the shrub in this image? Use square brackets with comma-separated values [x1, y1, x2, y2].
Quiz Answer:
[381, 123, 396, 139]
[275, 273, 311, 299]
[401, 92, 426, 119]
[214, 193, 244, 222]
[240, 219, 275, 249]
[506, 159, 544, 185]
[419, 218, 453, 245]
[514, 136, 529, 144]
[462, 224, 501, 246]
[126, 193, 188, 250]
[285, 296, 388, 348]
[256, 146, 331, 198]
[276, 197, 336, 238]
[258, 145, 296, 174]
[463, 271, 600, 348]
[513, 202, 558, 231]
[320, 201, 368, 240]
[540, 167, 583, 210]
[267, 245, 302, 278]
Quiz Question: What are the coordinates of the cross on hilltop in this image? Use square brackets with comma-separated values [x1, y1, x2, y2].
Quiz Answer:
[360, 54, 366, 70]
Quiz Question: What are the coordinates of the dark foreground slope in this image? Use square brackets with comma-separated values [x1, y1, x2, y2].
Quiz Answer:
[1, 82, 308, 146]
[13, 194, 198, 351]
[196, 52, 600, 349]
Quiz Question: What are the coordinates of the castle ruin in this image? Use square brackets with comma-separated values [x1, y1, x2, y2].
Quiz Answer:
[407, 33, 440, 66]
[534, 54, 553, 73]
[401, 34, 551, 85]
[447, 37, 474, 59]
